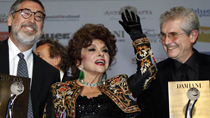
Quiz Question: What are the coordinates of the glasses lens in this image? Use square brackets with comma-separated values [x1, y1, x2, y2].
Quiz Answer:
[35, 12, 45, 21]
[158, 33, 165, 41]
[21, 9, 31, 19]
[168, 32, 178, 40]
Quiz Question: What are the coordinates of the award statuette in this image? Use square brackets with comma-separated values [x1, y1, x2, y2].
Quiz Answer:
[6, 82, 24, 118]
[0, 73, 30, 118]
[168, 80, 210, 118]
[185, 87, 200, 118]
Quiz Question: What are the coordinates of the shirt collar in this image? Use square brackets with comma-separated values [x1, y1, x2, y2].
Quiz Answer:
[60, 71, 64, 81]
[172, 49, 199, 73]
[8, 37, 33, 60]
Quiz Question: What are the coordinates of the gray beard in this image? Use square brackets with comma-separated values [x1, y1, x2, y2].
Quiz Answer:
[11, 22, 42, 46]
[14, 31, 38, 45]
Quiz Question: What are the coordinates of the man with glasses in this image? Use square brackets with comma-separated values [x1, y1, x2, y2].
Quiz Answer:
[137, 6, 210, 118]
[0, 0, 60, 118]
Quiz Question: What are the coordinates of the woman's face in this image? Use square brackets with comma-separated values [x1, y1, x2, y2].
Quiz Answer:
[80, 39, 110, 75]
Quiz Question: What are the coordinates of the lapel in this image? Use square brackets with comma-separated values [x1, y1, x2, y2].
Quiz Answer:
[157, 58, 173, 100]
[199, 65, 210, 80]
[0, 39, 9, 74]
[197, 51, 210, 80]
[31, 52, 45, 100]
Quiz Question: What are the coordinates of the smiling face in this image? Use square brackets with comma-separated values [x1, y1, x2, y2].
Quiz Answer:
[10, 82, 24, 95]
[187, 88, 200, 101]
[79, 39, 110, 76]
[161, 18, 197, 63]
[7, 1, 44, 46]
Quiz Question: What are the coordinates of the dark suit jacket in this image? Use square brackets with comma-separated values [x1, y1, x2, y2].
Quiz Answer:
[0, 39, 60, 118]
[137, 48, 210, 118]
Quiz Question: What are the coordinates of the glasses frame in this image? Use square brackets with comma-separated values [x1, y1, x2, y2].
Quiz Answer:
[158, 32, 185, 42]
[13, 8, 46, 22]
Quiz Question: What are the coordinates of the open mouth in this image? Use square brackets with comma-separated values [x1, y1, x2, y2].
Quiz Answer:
[168, 46, 176, 50]
[95, 59, 105, 65]
[22, 23, 37, 34]
[25, 26, 34, 31]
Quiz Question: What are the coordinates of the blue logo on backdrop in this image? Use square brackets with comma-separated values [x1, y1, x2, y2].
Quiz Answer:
[191, 8, 210, 17]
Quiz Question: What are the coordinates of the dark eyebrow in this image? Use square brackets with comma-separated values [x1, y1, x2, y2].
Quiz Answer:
[160, 32, 165, 34]
[168, 32, 177, 34]
[160, 32, 177, 34]
[23, 8, 44, 14]
[36, 10, 44, 13]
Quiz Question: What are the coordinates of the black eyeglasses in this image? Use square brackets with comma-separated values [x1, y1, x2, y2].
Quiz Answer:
[14, 8, 46, 22]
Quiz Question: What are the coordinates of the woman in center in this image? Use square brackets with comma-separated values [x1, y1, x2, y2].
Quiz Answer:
[43, 10, 157, 118]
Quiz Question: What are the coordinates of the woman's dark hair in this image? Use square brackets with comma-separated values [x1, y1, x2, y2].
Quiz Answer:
[68, 24, 117, 80]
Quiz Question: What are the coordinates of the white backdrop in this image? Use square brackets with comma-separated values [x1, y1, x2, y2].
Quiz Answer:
[0, 0, 210, 78]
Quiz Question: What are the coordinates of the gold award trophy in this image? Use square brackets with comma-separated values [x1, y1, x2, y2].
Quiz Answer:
[0, 74, 30, 118]
[168, 80, 210, 118]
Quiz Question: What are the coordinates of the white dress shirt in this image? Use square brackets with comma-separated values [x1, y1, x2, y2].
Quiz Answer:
[8, 38, 33, 88]
[60, 71, 64, 81]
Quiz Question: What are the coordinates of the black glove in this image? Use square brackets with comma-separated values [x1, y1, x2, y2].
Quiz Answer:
[119, 9, 146, 41]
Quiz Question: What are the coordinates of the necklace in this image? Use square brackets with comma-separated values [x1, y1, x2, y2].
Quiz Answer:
[78, 79, 104, 87]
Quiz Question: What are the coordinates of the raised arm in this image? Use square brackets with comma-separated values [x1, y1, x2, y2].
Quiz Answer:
[119, 9, 157, 97]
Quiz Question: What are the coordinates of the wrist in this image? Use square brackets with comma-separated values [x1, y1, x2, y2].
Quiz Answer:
[130, 33, 146, 41]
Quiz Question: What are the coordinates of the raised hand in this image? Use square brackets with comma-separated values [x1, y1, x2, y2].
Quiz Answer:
[119, 9, 146, 41]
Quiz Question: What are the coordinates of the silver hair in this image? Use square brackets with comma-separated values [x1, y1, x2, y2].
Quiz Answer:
[159, 6, 199, 36]
[9, 0, 45, 17]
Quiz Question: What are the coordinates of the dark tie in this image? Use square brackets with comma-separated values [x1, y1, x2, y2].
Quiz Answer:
[17, 53, 33, 118]
[17, 53, 28, 77]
